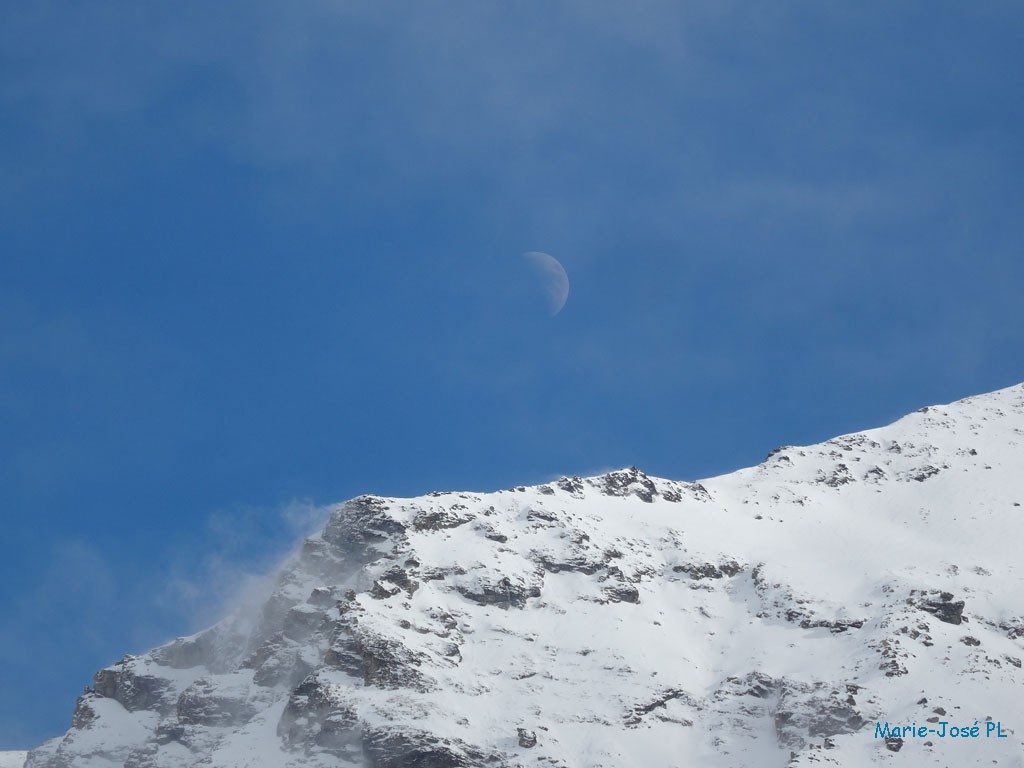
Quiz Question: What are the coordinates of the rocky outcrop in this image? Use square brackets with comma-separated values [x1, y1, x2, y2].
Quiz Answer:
[92, 657, 173, 714]
[914, 590, 965, 625]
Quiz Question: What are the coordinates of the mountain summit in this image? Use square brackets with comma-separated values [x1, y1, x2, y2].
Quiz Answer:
[27, 385, 1024, 767]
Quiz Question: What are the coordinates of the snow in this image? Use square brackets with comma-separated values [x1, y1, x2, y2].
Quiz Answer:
[0, 753, 27, 768]
[24, 382, 1024, 766]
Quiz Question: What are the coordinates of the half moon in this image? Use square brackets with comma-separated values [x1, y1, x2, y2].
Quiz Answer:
[523, 251, 570, 316]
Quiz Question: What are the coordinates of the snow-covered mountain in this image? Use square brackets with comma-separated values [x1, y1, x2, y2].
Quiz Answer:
[26, 384, 1024, 767]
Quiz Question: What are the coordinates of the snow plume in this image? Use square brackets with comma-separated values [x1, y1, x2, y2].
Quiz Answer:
[163, 499, 332, 635]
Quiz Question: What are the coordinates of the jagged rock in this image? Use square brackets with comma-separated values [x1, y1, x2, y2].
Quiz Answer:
[247, 634, 313, 688]
[455, 575, 541, 609]
[534, 552, 604, 575]
[92, 657, 173, 714]
[176, 678, 258, 727]
[625, 689, 693, 726]
[321, 496, 406, 559]
[673, 560, 743, 579]
[598, 467, 659, 502]
[915, 591, 965, 625]
[799, 617, 865, 633]
[821, 463, 854, 487]
[557, 476, 585, 494]
[909, 465, 942, 482]
[772, 683, 866, 751]
[998, 617, 1024, 639]
[413, 507, 473, 531]
[363, 729, 491, 768]
[277, 673, 358, 753]
[516, 728, 537, 748]
[70, 692, 99, 729]
[601, 583, 640, 603]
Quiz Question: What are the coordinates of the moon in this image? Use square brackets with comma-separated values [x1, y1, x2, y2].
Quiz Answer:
[523, 251, 570, 316]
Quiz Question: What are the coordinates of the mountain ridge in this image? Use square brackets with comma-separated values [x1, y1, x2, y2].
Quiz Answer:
[26, 383, 1024, 767]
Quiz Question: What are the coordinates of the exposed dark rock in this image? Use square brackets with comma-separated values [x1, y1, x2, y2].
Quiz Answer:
[456, 576, 541, 610]
[70, 691, 99, 729]
[413, 508, 473, 531]
[371, 580, 402, 599]
[93, 657, 172, 714]
[557, 476, 585, 495]
[673, 561, 743, 580]
[534, 552, 603, 575]
[602, 583, 640, 604]
[283, 605, 326, 640]
[863, 466, 887, 482]
[821, 464, 854, 487]
[598, 467, 659, 503]
[363, 729, 491, 768]
[914, 591, 965, 625]
[877, 639, 909, 677]
[123, 744, 159, 768]
[799, 617, 865, 634]
[154, 720, 185, 745]
[278, 673, 358, 753]
[909, 465, 942, 482]
[771, 681, 866, 751]
[315, 711, 363, 754]
[996, 617, 1024, 639]
[321, 496, 406, 559]
[721, 672, 776, 699]
[380, 565, 419, 592]
[806, 700, 866, 738]
[297, 537, 348, 581]
[246, 633, 314, 688]
[371, 566, 420, 600]
[625, 689, 694, 726]
[526, 508, 560, 524]
[517, 728, 537, 747]
[324, 635, 366, 679]
[177, 678, 258, 727]
[884, 737, 903, 752]
[326, 622, 436, 692]
[689, 483, 712, 502]
[361, 633, 433, 691]
[307, 586, 338, 608]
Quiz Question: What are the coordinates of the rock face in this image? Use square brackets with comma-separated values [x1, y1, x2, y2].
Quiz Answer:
[26, 384, 1024, 767]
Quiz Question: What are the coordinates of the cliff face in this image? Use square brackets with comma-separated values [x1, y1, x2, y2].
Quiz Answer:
[27, 385, 1024, 767]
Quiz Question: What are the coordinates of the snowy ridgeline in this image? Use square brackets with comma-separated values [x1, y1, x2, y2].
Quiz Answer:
[25, 384, 1024, 767]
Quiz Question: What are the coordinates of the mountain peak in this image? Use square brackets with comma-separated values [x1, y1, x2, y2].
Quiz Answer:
[26, 383, 1024, 767]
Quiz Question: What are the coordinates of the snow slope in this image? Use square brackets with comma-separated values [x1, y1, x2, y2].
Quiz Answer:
[26, 384, 1024, 767]
[0, 753, 27, 768]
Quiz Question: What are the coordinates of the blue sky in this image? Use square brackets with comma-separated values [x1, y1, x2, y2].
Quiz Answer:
[2, 1, 1023, 748]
